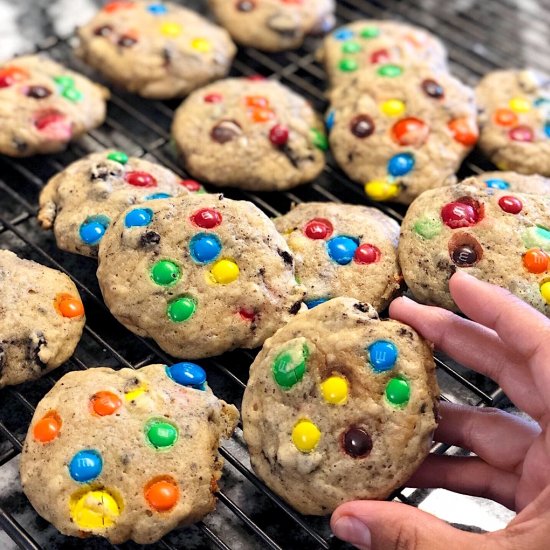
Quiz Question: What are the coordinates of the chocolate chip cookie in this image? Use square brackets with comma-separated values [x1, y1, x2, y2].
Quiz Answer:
[172, 77, 327, 191]
[476, 69, 550, 175]
[0, 250, 85, 388]
[97, 194, 305, 359]
[274, 202, 401, 311]
[38, 150, 205, 258]
[77, 1, 236, 99]
[0, 55, 108, 157]
[399, 178, 550, 315]
[321, 20, 447, 89]
[209, 0, 335, 52]
[242, 297, 439, 515]
[20, 362, 239, 544]
[328, 63, 478, 204]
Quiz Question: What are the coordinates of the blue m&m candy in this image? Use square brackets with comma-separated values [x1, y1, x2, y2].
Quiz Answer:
[327, 236, 358, 265]
[326, 110, 335, 131]
[147, 3, 167, 14]
[146, 192, 172, 200]
[69, 450, 103, 482]
[368, 340, 398, 373]
[79, 215, 109, 245]
[166, 362, 206, 389]
[125, 208, 153, 228]
[333, 28, 354, 41]
[545, 121, 550, 138]
[484, 178, 510, 190]
[387, 153, 415, 177]
[305, 297, 329, 309]
[189, 233, 222, 264]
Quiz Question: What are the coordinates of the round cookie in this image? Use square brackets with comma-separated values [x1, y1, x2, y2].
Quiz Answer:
[0, 55, 108, 157]
[321, 20, 447, 89]
[97, 194, 305, 359]
[399, 178, 550, 316]
[77, 1, 236, 99]
[0, 250, 85, 388]
[20, 362, 239, 544]
[38, 150, 205, 259]
[242, 297, 439, 515]
[479, 171, 550, 195]
[328, 63, 478, 204]
[172, 78, 327, 191]
[274, 202, 401, 311]
[476, 69, 550, 176]
[208, 0, 335, 52]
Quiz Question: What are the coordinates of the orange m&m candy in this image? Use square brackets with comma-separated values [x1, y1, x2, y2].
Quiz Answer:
[251, 108, 275, 123]
[103, 1, 135, 12]
[33, 411, 62, 443]
[523, 248, 549, 274]
[448, 117, 478, 146]
[0, 66, 30, 88]
[90, 391, 122, 416]
[56, 294, 84, 318]
[145, 478, 179, 512]
[245, 95, 269, 108]
[493, 108, 518, 127]
[391, 117, 429, 146]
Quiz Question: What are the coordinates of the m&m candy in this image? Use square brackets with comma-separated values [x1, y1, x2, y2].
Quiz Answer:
[350, 114, 375, 138]
[191, 208, 222, 229]
[151, 260, 181, 285]
[448, 117, 478, 146]
[166, 362, 207, 388]
[125, 208, 153, 228]
[70, 490, 120, 529]
[540, 281, 550, 304]
[484, 178, 510, 190]
[107, 151, 128, 164]
[80, 219, 107, 245]
[292, 420, 321, 453]
[391, 117, 429, 146]
[210, 259, 239, 284]
[125, 171, 158, 188]
[368, 340, 398, 372]
[272, 344, 309, 389]
[146, 420, 178, 449]
[269, 124, 289, 147]
[33, 411, 62, 443]
[56, 294, 84, 318]
[441, 201, 479, 228]
[421, 79, 444, 99]
[498, 196, 523, 214]
[189, 233, 222, 264]
[145, 478, 179, 511]
[342, 427, 372, 458]
[304, 218, 333, 240]
[385, 377, 410, 407]
[387, 152, 415, 177]
[354, 244, 380, 264]
[509, 125, 534, 142]
[523, 248, 549, 274]
[327, 236, 358, 265]
[90, 391, 122, 416]
[377, 64, 403, 77]
[69, 449, 103, 482]
[167, 296, 196, 322]
[364, 180, 399, 202]
[321, 376, 348, 405]
[380, 99, 406, 117]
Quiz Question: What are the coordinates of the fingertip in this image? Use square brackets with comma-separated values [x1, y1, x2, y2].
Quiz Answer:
[388, 295, 415, 319]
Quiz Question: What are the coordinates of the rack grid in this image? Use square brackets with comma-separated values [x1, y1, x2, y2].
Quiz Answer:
[0, 0, 539, 547]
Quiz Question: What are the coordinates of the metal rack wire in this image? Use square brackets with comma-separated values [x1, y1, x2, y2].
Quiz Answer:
[0, 0, 542, 547]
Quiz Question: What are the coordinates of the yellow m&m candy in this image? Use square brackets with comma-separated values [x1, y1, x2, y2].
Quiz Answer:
[380, 99, 406, 117]
[364, 180, 400, 202]
[70, 490, 120, 530]
[160, 22, 182, 37]
[320, 376, 348, 405]
[508, 97, 531, 113]
[292, 420, 321, 453]
[191, 38, 212, 52]
[540, 281, 550, 304]
[210, 259, 239, 284]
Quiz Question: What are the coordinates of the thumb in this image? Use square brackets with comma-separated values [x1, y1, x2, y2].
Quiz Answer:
[331, 501, 495, 550]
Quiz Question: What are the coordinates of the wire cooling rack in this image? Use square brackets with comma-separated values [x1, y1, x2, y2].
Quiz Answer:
[1, 0, 545, 547]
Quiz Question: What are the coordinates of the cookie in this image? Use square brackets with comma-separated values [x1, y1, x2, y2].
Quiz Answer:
[208, 0, 335, 52]
[274, 202, 401, 311]
[328, 63, 478, 204]
[479, 171, 550, 195]
[476, 69, 550, 175]
[38, 150, 205, 259]
[97, 194, 305, 359]
[0, 250, 85, 388]
[77, 1, 236, 99]
[242, 297, 439, 515]
[0, 55, 108, 157]
[320, 20, 447, 89]
[20, 362, 239, 544]
[172, 77, 327, 191]
[399, 178, 550, 315]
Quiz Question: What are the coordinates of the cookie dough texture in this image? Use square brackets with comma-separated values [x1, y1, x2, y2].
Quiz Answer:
[477, 69, 550, 175]
[328, 64, 478, 204]
[0, 250, 85, 388]
[321, 20, 447, 89]
[242, 297, 439, 515]
[274, 202, 401, 311]
[77, 1, 236, 99]
[209, 0, 335, 52]
[97, 194, 305, 359]
[479, 171, 550, 195]
[399, 178, 550, 316]
[172, 78, 326, 191]
[0, 55, 108, 157]
[38, 150, 201, 258]
[20, 364, 239, 544]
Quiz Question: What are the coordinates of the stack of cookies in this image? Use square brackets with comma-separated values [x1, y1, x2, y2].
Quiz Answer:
[1, 0, 550, 546]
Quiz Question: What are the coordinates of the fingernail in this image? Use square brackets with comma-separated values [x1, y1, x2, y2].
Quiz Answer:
[332, 516, 372, 548]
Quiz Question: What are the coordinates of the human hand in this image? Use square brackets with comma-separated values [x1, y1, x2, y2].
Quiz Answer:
[331, 271, 550, 550]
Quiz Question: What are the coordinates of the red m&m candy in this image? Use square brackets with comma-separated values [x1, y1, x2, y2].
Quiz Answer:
[354, 244, 381, 264]
[509, 125, 534, 142]
[180, 179, 202, 192]
[269, 124, 289, 147]
[391, 117, 429, 146]
[191, 208, 222, 229]
[498, 195, 522, 214]
[239, 307, 256, 321]
[304, 218, 333, 240]
[125, 171, 158, 188]
[370, 48, 390, 64]
[441, 199, 481, 229]
[204, 93, 223, 103]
